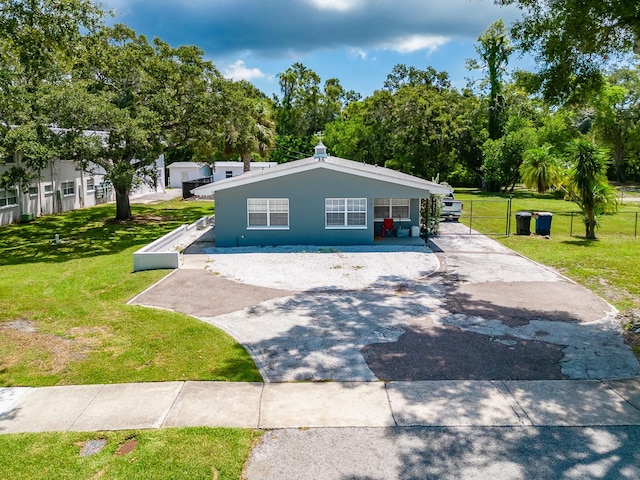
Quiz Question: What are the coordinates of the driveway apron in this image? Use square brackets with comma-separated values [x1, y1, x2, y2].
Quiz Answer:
[130, 224, 640, 381]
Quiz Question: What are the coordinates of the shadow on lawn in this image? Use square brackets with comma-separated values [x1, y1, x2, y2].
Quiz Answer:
[0, 202, 213, 266]
[211, 344, 264, 382]
[561, 238, 599, 247]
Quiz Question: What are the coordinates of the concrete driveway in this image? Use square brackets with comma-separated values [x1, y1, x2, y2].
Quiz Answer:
[130, 223, 640, 382]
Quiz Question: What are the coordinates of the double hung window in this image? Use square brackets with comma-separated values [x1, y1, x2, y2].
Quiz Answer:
[374, 198, 410, 221]
[247, 198, 289, 229]
[325, 198, 367, 228]
[61, 181, 75, 196]
[0, 188, 17, 207]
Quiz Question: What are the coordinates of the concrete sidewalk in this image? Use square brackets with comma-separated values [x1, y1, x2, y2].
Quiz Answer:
[1, 378, 640, 434]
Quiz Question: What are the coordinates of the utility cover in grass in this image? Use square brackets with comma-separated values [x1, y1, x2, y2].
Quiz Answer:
[79, 439, 107, 457]
[116, 438, 138, 456]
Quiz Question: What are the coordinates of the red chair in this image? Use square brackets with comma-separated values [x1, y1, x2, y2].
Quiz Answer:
[381, 218, 394, 237]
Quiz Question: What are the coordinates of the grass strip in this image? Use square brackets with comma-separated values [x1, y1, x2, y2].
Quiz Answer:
[0, 200, 262, 386]
[0, 427, 262, 480]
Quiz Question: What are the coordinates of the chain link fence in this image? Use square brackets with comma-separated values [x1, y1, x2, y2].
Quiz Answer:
[439, 198, 639, 238]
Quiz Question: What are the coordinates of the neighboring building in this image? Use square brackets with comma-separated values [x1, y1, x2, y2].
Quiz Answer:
[168, 160, 278, 188]
[0, 150, 165, 226]
[167, 162, 212, 188]
[211, 161, 277, 182]
[192, 142, 452, 247]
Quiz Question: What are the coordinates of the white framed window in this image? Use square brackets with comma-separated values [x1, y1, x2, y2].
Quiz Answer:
[44, 184, 53, 196]
[374, 198, 410, 221]
[28, 186, 38, 197]
[61, 181, 75, 196]
[247, 198, 289, 229]
[86, 178, 95, 192]
[0, 188, 18, 208]
[225, 171, 233, 178]
[325, 198, 367, 228]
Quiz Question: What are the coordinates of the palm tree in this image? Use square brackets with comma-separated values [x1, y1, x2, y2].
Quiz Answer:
[221, 80, 276, 172]
[566, 138, 617, 239]
[243, 98, 276, 172]
[520, 144, 563, 193]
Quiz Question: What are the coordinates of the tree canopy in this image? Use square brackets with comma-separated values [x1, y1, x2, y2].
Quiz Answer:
[2, 0, 639, 236]
[497, 0, 640, 103]
[0, 1, 277, 220]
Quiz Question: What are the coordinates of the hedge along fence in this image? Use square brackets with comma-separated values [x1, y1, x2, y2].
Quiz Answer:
[133, 215, 214, 271]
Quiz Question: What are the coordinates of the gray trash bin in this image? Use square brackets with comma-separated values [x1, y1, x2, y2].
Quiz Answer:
[535, 212, 553, 235]
[515, 211, 532, 235]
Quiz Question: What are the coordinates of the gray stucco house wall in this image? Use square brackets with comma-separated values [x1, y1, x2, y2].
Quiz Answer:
[192, 144, 452, 247]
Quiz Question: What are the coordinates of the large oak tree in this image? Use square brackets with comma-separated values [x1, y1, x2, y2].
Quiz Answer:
[1, 1, 229, 220]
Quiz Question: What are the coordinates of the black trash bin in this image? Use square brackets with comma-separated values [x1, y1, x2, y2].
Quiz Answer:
[515, 211, 532, 235]
[535, 212, 553, 235]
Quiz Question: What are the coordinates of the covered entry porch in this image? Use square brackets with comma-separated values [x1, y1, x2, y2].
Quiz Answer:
[372, 197, 425, 243]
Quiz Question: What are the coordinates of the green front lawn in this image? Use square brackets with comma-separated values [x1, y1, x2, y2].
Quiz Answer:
[0, 200, 262, 386]
[0, 428, 262, 480]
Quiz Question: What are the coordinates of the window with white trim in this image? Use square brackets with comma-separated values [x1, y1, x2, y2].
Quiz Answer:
[28, 186, 38, 197]
[247, 198, 289, 228]
[225, 171, 233, 178]
[61, 181, 75, 196]
[325, 198, 367, 228]
[0, 188, 18, 207]
[374, 198, 410, 221]
[86, 178, 95, 191]
[44, 184, 53, 195]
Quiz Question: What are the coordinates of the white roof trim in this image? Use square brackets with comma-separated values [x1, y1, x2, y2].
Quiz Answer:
[192, 156, 452, 196]
[214, 161, 278, 168]
[168, 162, 209, 168]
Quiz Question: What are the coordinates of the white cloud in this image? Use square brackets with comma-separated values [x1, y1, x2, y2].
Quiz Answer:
[379, 34, 450, 54]
[306, 0, 364, 12]
[348, 48, 368, 60]
[103, 1, 521, 59]
[222, 60, 266, 81]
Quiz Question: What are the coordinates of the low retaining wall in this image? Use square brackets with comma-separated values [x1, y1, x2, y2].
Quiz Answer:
[133, 215, 214, 272]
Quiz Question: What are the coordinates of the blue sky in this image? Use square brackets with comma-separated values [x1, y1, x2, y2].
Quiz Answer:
[98, 0, 534, 98]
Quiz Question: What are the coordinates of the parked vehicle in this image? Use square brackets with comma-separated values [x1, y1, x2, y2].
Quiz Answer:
[441, 193, 463, 221]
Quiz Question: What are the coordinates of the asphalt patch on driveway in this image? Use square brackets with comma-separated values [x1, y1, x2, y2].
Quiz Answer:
[130, 269, 295, 317]
[362, 317, 566, 381]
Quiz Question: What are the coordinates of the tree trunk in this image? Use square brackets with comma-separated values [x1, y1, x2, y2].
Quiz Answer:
[585, 210, 597, 240]
[614, 136, 625, 182]
[242, 152, 251, 173]
[114, 182, 132, 220]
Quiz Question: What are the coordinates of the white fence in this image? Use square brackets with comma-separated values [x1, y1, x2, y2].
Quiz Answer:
[133, 215, 214, 272]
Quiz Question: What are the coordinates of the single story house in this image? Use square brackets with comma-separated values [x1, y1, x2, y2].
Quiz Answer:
[211, 161, 278, 182]
[192, 142, 452, 247]
[167, 162, 212, 188]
